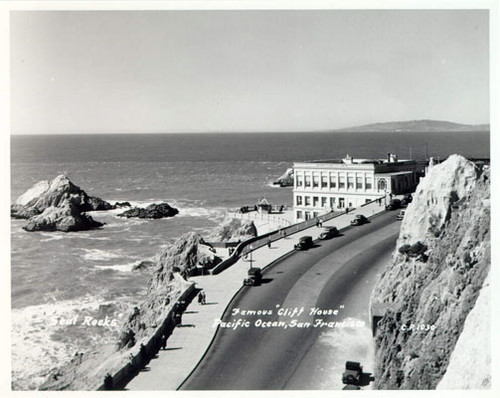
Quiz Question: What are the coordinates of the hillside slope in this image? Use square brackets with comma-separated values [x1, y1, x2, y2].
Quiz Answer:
[335, 119, 489, 133]
[371, 155, 490, 389]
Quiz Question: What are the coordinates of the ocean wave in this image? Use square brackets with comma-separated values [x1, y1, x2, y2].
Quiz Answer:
[11, 295, 134, 390]
[95, 262, 137, 272]
[81, 248, 122, 261]
[39, 232, 67, 242]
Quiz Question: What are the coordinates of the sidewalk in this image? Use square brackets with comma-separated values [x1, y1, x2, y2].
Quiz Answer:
[125, 200, 388, 390]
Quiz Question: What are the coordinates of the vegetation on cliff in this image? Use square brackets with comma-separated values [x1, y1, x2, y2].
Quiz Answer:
[371, 155, 490, 389]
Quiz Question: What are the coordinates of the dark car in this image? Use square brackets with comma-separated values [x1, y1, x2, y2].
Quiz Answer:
[385, 199, 401, 210]
[243, 267, 262, 286]
[342, 361, 363, 386]
[294, 236, 314, 250]
[401, 194, 413, 207]
[318, 226, 339, 240]
[350, 215, 368, 226]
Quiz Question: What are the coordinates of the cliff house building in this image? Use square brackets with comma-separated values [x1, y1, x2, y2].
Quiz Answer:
[293, 153, 419, 222]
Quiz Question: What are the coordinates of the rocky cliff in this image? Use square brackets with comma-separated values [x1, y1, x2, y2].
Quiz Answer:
[40, 231, 221, 390]
[12, 175, 113, 232]
[117, 202, 178, 219]
[371, 155, 490, 389]
[206, 218, 257, 242]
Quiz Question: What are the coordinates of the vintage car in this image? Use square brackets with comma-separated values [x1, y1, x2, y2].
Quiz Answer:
[318, 226, 339, 240]
[385, 199, 402, 210]
[243, 267, 262, 286]
[294, 236, 314, 250]
[401, 194, 413, 207]
[396, 209, 406, 221]
[350, 215, 368, 226]
[342, 361, 363, 386]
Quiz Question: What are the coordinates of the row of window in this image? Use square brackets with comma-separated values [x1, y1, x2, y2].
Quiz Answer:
[295, 195, 371, 208]
[296, 173, 373, 190]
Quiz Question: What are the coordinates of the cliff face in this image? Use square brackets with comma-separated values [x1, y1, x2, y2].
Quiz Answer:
[120, 232, 221, 344]
[206, 218, 257, 242]
[371, 155, 490, 389]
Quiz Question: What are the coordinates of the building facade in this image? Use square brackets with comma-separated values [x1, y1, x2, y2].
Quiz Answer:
[293, 154, 418, 222]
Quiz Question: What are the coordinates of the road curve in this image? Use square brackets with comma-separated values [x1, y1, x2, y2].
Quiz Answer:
[181, 211, 400, 390]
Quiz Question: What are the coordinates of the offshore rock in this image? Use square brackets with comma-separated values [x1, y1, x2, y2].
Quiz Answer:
[273, 167, 294, 187]
[371, 155, 490, 389]
[117, 202, 178, 219]
[12, 175, 111, 232]
[23, 201, 104, 232]
[12, 174, 113, 219]
[206, 218, 257, 242]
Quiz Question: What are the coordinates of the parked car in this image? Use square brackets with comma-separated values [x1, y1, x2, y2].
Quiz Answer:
[243, 267, 262, 286]
[350, 215, 368, 226]
[318, 226, 339, 240]
[294, 236, 314, 250]
[401, 194, 413, 207]
[385, 199, 401, 210]
[342, 361, 363, 386]
[396, 209, 406, 221]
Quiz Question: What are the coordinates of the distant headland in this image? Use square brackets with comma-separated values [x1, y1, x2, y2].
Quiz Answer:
[332, 119, 489, 133]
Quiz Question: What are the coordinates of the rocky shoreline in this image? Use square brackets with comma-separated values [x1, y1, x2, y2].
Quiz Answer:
[35, 217, 256, 391]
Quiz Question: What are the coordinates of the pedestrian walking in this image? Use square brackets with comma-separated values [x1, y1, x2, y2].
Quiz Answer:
[104, 373, 114, 390]
[160, 334, 167, 350]
[319, 218, 323, 227]
[345, 208, 349, 214]
[201, 291, 206, 305]
[198, 290, 203, 304]
[267, 238, 271, 248]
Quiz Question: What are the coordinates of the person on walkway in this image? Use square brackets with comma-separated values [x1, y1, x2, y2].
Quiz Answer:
[160, 334, 167, 350]
[267, 238, 271, 248]
[201, 291, 206, 305]
[345, 208, 349, 214]
[198, 290, 203, 304]
[319, 218, 323, 227]
[104, 373, 113, 390]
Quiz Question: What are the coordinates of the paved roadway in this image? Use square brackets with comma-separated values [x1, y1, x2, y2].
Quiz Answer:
[181, 210, 400, 390]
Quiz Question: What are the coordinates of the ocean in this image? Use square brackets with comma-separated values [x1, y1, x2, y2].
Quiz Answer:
[10, 131, 489, 389]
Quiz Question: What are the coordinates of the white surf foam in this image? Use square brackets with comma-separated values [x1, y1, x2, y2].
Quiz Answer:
[81, 248, 121, 261]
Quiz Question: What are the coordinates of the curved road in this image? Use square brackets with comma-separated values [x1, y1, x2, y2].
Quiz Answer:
[181, 211, 400, 390]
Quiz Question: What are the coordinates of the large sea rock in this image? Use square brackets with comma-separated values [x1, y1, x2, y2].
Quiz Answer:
[11, 175, 112, 232]
[117, 202, 178, 219]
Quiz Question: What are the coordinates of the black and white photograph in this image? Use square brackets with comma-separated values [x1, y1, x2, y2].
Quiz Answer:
[2, 0, 497, 394]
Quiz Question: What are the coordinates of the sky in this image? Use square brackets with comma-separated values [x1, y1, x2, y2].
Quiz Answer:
[10, 9, 490, 134]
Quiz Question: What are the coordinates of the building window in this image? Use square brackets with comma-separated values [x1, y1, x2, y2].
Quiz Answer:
[313, 174, 320, 188]
[330, 174, 337, 188]
[330, 197, 336, 208]
[378, 179, 387, 191]
[356, 176, 363, 189]
[296, 210, 303, 219]
[321, 175, 328, 188]
[296, 175, 303, 187]
[313, 211, 319, 218]
[305, 175, 311, 187]
[347, 176, 354, 189]
[321, 197, 327, 207]
[305, 196, 311, 206]
[365, 199, 371, 204]
[338, 198, 345, 208]
[339, 176, 346, 189]
[305, 211, 311, 220]
[313, 196, 319, 207]
[296, 196, 303, 206]
[365, 177, 372, 190]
